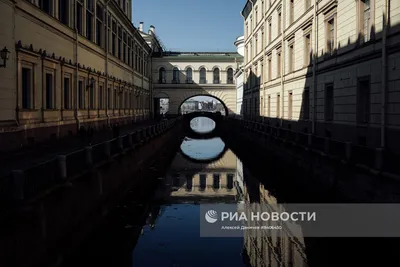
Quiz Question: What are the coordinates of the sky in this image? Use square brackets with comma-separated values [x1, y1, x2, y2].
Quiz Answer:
[132, 0, 246, 52]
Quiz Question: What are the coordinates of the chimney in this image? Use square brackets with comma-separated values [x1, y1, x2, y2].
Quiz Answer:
[139, 22, 143, 32]
[149, 25, 155, 35]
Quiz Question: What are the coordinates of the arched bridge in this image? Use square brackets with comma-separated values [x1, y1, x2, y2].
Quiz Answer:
[182, 112, 223, 139]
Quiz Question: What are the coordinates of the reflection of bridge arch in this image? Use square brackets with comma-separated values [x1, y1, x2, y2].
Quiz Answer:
[179, 140, 228, 164]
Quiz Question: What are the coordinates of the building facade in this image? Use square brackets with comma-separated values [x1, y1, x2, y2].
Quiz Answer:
[241, 0, 400, 151]
[152, 52, 243, 115]
[0, 0, 156, 151]
[234, 36, 245, 115]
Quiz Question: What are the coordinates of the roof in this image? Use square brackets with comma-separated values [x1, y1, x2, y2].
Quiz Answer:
[158, 51, 243, 61]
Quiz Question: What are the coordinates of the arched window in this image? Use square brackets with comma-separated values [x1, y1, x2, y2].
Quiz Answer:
[172, 67, 180, 83]
[199, 68, 206, 84]
[159, 67, 166, 83]
[213, 68, 220, 84]
[186, 68, 193, 83]
[227, 68, 234, 84]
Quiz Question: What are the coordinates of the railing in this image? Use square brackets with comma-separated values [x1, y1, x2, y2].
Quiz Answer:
[225, 116, 400, 177]
[0, 118, 181, 203]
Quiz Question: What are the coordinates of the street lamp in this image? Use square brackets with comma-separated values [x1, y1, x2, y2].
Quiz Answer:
[0, 47, 11, 68]
[86, 77, 95, 90]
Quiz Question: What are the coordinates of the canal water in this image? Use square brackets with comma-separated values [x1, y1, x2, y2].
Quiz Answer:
[61, 116, 397, 267]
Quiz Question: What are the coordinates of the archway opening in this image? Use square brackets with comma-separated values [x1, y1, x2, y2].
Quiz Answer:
[153, 92, 169, 119]
[190, 117, 216, 134]
[179, 95, 227, 115]
[180, 137, 226, 163]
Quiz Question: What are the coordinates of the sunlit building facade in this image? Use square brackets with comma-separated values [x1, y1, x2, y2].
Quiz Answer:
[0, 0, 155, 151]
[241, 0, 400, 151]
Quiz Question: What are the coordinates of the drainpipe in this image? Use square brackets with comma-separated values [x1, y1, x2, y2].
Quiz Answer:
[105, 0, 112, 126]
[280, 2, 286, 127]
[73, 0, 79, 129]
[381, 0, 388, 148]
[311, 0, 318, 134]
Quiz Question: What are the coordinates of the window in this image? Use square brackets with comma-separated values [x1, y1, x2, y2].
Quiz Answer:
[213, 174, 220, 189]
[107, 87, 112, 109]
[261, 1, 264, 17]
[96, 3, 104, 48]
[277, 94, 280, 117]
[186, 68, 193, 83]
[325, 83, 334, 122]
[261, 29, 264, 49]
[227, 174, 234, 189]
[112, 21, 116, 56]
[117, 25, 122, 59]
[213, 68, 220, 84]
[186, 175, 193, 191]
[39, 0, 53, 15]
[159, 67, 166, 83]
[288, 91, 293, 119]
[305, 0, 311, 10]
[250, 41, 253, 58]
[21, 67, 32, 109]
[261, 96, 264, 115]
[278, 12, 282, 34]
[357, 78, 370, 124]
[86, 0, 94, 41]
[172, 67, 179, 83]
[255, 7, 258, 24]
[63, 76, 71, 109]
[199, 174, 206, 191]
[304, 33, 311, 66]
[99, 85, 104, 109]
[326, 17, 336, 55]
[227, 68, 234, 84]
[267, 56, 272, 81]
[303, 88, 310, 120]
[268, 19, 272, 43]
[58, 0, 69, 26]
[289, 0, 294, 24]
[78, 80, 85, 109]
[267, 95, 271, 116]
[129, 91, 132, 109]
[199, 68, 206, 84]
[127, 36, 131, 66]
[89, 82, 94, 109]
[359, 0, 372, 43]
[45, 73, 54, 109]
[277, 52, 281, 77]
[76, 0, 83, 35]
[113, 90, 117, 109]
[123, 31, 127, 63]
[288, 42, 294, 73]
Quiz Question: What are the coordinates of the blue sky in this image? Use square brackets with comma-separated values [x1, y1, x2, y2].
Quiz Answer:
[132, 0, 246, 52]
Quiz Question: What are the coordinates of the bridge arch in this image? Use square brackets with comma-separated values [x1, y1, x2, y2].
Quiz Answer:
[177, 94, 229, 115]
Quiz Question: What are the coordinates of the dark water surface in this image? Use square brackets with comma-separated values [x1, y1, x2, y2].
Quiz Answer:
[61, 117, 398, 267]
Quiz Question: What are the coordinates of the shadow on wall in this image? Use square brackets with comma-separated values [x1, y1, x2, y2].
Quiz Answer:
[241, 18, 400, 153]
[152, 57, 237, 117]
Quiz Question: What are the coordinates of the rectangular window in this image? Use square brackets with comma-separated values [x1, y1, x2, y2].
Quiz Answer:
[21, 67, 32, 109]
[78, 80, 84, 109]
[45, 73, 54, 109]
[325, 83, 334, 122]
[118, 26, 122, 59]
[261, 96, 264, 115]
[303, 88, 310, 120]
[288, 43, 294, 73]
[199, 174, 206, 190]
[96, 3, 104, 48]
[268, 19, 272, 43]
[39, 0, 53, 15]
[129, 92, 132, 109]
[123, 31, 127, 63]
[99, 85, 103, 109]
[59, 0, 69, 26]
[267, 95, 271, 117]
[357, 78, 370, 124]
[326, 17, 336, 55]
[114, 90, 117, 108]
[268, 57, 272, 81]
[360, 0, 371, 43]
[278, 12, 281, 34]
[108, 88, 112, 109]
[277, 52, 281, 77]
[304, 33, 311, 66]
[86, 10, 94, 41]
[213, 174, 220, 189]
[77, 1, 83, 35]
[63, 77, 71, 109]
[288, 91, 293, 119]
[289, 0, 294, 24]
[255, 38, 258, 55]
[89, 84, 94, 109]
[227, 174, 234, 189]
[277, 94, 280, 118]
[261, 30, 264, 49]
[128, 36, 131, 66]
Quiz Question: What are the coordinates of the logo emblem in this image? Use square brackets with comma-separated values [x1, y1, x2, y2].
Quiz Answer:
[205, 210, 218, 223]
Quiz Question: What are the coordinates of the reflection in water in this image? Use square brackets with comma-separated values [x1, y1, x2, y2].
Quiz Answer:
[190, 116, 216, 134]
[180, 137, 225, 160]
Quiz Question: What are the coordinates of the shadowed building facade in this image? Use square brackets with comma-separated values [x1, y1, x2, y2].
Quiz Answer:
[241, 0, 400, 152]
[152, 52, 243, 115]
[0, 0, 156, 151]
